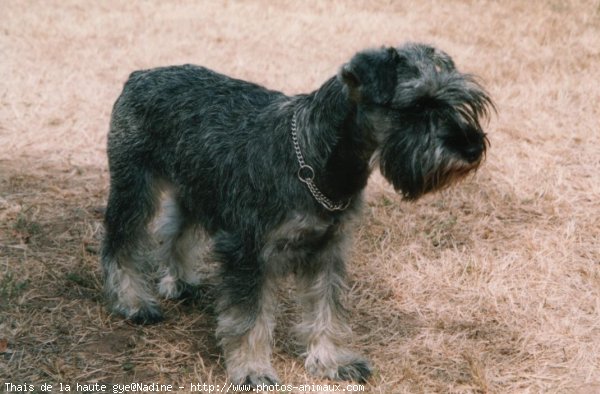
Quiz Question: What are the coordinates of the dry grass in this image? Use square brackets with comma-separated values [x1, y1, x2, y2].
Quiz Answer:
[1, 1, 599, 393]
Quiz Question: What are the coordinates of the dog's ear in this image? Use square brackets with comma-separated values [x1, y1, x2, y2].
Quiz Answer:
[339, 47, 400, 104]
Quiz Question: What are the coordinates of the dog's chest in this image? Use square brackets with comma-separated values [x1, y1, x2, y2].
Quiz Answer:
[261, 213, 344, 273]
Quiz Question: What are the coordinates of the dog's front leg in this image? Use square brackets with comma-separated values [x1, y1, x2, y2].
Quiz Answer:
[214, 233, 279, 385]
[295, 244, 372, 383]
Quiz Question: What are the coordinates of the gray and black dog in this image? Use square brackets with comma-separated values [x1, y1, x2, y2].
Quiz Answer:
[101, 43, 493, 385]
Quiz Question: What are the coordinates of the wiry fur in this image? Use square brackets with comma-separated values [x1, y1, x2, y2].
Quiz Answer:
[101, 42, 494, 384]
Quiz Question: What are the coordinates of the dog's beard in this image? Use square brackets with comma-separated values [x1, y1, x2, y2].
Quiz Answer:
[379, 138, 484, 201]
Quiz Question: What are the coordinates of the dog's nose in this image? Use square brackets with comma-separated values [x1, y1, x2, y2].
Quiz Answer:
[462, 142, 483, 163]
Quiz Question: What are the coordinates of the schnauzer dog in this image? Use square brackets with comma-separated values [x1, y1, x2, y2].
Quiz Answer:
[101, 43, 493, 385]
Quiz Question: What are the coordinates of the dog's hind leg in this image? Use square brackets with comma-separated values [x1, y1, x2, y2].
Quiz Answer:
[155, 196, 205, 299]
[213, 232, 279, 385]
[101, 166, 163, 324]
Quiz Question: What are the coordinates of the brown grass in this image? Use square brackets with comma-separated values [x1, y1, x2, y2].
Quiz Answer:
[1, 1, 599, 393]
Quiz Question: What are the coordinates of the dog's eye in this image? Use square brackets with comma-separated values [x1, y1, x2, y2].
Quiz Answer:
[407, 99, 438, 116]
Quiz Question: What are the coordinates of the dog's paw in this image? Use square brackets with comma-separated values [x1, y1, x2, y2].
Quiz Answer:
[176, 283, 204, 301]
[306, 354, 372, 383]
[158, 274, 203, 302]
[242, 372, 280, 387]
[127, 306, 164, 325]
[337, 358, 372, 383]
[157, 274, 185, 299]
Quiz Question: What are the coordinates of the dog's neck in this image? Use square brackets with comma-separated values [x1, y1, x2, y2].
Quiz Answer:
[294, 77, 377, 204]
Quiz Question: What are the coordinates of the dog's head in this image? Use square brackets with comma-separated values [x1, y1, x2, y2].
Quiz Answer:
[339, 43, 494, 200]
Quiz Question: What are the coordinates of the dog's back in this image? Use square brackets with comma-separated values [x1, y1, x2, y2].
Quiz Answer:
[110, 64, 284, 152]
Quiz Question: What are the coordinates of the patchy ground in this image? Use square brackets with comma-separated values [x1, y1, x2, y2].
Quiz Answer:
[1, 1, 599, 393]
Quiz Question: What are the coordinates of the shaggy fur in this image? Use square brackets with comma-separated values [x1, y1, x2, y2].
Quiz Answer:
[101, 43, 493, 384]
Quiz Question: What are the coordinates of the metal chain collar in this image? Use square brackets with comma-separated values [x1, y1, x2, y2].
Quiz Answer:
[291, 112, 351, 212]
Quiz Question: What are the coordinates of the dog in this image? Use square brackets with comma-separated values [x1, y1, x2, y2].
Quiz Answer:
[101, 43, 493, 385]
